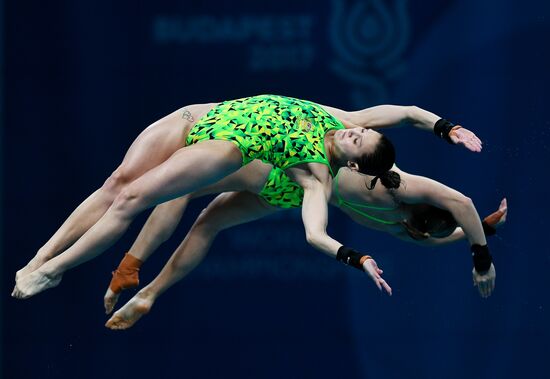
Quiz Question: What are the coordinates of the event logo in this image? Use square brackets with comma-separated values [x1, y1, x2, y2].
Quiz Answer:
[153, 14, 315, 71]
[329, 0, 409, 107]
[151, 1, 409, 106]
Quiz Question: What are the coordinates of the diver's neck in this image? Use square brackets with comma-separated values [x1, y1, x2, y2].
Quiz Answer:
[324, 130, 342, 174]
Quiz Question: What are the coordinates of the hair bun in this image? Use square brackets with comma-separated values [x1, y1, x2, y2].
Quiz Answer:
[366, 170, 401, 190]
[380, 170, 401, 189]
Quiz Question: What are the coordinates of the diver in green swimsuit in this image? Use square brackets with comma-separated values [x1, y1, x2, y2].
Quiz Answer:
[13, 95, 400, 299]
[100, 102, 493, 326]
[103, 160, 505, 329]
[14, 96, 484, 301]
[186, 95, 347, 172]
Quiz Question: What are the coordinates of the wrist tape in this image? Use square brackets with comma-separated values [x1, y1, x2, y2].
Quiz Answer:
[471, 244, 492, 273]
[336, 246, 371, 271]
[434, 118, 456, 144]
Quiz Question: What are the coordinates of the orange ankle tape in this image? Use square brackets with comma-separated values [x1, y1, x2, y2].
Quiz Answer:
[109, 253, 143, 294]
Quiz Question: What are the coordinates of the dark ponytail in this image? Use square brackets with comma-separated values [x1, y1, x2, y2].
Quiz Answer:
[367, 170, 401, 190]
[357, 133, 401, 190]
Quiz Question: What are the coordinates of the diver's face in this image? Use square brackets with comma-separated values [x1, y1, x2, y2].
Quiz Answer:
[333, 128, 381, 164]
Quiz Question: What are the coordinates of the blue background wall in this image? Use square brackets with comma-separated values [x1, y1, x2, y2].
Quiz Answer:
[2, 1, 549, 378]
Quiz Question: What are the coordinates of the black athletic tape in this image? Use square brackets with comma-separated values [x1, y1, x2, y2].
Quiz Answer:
[433, 118, 456, 144]
[482, 221, 497, 236]
[336, 246, 365, 271]
[471, 244, 493, 273]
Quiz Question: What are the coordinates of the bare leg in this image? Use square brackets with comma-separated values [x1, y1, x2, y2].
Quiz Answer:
[13, 140, 243, 299]
[103, 196, 191, 314]
[13, 106, 204, 288]
[106, 191, 278, 329]
[124, 160, 271, 261]
[129, 198, 191, 261]
[14, 189, 109, 282]
[103, 160, 272, 313]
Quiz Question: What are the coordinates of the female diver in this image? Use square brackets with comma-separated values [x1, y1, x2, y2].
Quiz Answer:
[13, 96, 483, 299]
[100, 163, 504, 329]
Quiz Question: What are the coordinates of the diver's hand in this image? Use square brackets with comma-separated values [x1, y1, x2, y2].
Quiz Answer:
[473, 263, 496, 298]
[449, 125, 483, 152]
[363, 258, 392, 296]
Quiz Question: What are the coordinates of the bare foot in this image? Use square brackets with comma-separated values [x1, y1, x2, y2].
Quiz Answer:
[104, 288, 121, 315]
[104, 267, 140, 314]
[105, 293, 154, 330]
[12, 255, 49, 295]
[483, 198, 508, 229]
[12, 268, 62, 299]
[496, 198, 508, 226]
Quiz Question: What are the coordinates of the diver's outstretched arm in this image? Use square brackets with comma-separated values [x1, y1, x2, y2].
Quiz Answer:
[352, 105, 438, 130]
[396, 173, 487, 246]
[323, 104, 482, 152]
[395, 173, 497, 297]
[410, 198, 508, 247]
[290, 164, 392, 295]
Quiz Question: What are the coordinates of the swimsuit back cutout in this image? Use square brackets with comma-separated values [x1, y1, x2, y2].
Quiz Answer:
[333, 170, 399, 225]
[186, 94, 345, 170]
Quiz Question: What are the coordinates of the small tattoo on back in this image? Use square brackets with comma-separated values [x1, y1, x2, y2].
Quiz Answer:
[182, 109, 194, 122]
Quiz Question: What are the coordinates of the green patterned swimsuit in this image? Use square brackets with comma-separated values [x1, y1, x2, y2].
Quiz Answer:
[258, 167, 399, 227]
[258, 167, 304, 208]
[188, 94, 396, 220]
[186, 94, 345, 170]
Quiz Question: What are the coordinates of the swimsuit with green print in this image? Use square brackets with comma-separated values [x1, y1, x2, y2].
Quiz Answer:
[188, 93, 397, 221]
[259, 168, 399, 226]
[258, 167, 304, 209]
[186, 94, 345, 170]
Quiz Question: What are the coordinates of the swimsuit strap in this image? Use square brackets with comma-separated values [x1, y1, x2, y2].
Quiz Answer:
[334, 170, 399, 225]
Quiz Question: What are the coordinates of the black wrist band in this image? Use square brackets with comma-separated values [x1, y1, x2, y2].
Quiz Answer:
[336, 246, 364, 271]
[433, 118, 455, 144]
[471, 244, 492, 273]
[482, 221, 497, 236]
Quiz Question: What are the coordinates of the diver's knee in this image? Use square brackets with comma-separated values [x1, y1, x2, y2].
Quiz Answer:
[193, 208, 223, 235]
[111, 187, 147, 218]
[102, 167, 132, 196]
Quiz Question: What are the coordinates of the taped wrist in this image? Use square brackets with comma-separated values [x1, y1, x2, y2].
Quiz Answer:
[336, 246, 370, 271]
[434, 118, 456, 144]
[482, 221, 497, 236]
[471, 244, 492, 273]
